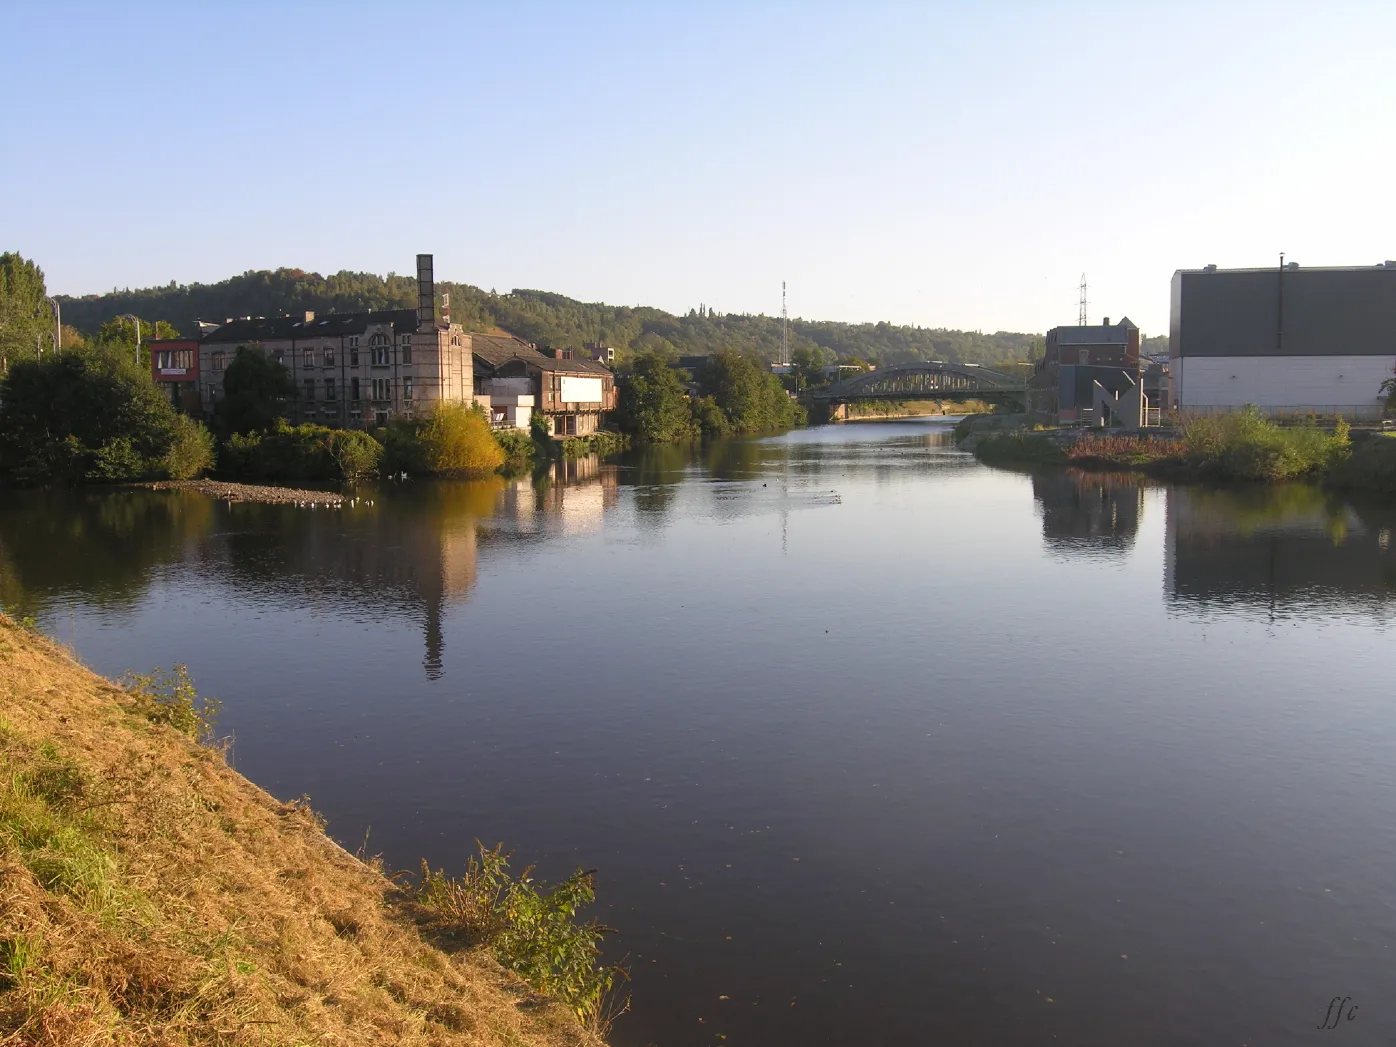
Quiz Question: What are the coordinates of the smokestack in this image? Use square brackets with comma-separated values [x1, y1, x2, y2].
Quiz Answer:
[416, 254, 434, 329]
[1102, 316, 1110, 326]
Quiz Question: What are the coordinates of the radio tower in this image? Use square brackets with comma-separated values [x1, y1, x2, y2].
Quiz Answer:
[1078, 274, 1088, 326]
[781, 281, 789, 366]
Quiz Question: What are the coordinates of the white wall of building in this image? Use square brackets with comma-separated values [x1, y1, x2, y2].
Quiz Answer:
[1173, 355, 1395, 418]
[559, 375, 603, 403]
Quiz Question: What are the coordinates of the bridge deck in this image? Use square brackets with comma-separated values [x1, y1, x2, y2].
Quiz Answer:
[814, 362, 1027, 401]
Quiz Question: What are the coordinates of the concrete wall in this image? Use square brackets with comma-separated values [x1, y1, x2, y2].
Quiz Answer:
[1173, 354, 1394, 417]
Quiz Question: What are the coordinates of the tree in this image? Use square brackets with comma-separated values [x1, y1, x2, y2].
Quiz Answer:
[214, 346, 295, 435]
[0, 347, 211, 484]
[615, 352, 698, 443]
[0, 252, 52, 367]
[95, 315, 180, 368]
[701, 350, 807, 433]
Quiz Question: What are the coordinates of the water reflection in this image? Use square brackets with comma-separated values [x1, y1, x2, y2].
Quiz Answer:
[1164, 485, 1396, 618]
[1033, 471, 1145, 558]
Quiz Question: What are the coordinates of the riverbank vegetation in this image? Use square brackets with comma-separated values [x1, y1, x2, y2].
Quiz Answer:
[0, 350, 215, 484]
[0, 615, 616, 1045]
[615, 349, 805, 444]
[970, 408, 1384, 488]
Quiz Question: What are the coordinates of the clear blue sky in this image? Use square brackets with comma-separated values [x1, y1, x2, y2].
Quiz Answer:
[5, 1, 1394, 336]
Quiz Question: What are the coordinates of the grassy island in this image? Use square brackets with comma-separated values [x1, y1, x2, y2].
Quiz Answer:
[0, 618, 612, 1047]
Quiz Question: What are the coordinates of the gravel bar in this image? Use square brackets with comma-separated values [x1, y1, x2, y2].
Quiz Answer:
[130, 480, 347, 505]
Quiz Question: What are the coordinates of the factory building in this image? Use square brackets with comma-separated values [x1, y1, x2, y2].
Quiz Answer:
[1169, 261, 1396, 419]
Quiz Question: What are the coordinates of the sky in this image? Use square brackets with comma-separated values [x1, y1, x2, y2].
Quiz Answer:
[5, 1, 1395, 336]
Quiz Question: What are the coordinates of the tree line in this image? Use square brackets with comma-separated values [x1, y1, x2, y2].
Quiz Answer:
[57, 264, 1073, 370]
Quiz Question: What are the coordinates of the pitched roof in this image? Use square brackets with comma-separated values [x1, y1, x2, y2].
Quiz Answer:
[200, 309, 419, 344]
[469, 333, 545, 368]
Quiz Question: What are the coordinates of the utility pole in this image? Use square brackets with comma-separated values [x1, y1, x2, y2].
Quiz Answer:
[781, 281, 789, 367]
[1078, 274, 1088, 326]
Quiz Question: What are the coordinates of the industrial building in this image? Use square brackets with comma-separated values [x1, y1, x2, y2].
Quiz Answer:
[1169, 261, 1396, 419]
[471, 334, 616, 435]
[1028, 317, 1149, 426]
[196, 255, 474, 428]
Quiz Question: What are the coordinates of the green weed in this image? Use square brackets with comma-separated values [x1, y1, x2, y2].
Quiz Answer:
[119, 664, 221, 746]
[417, 842, 627, 1028]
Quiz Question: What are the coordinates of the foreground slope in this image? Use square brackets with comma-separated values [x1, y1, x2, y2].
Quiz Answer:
[0, 617, 602, 1047]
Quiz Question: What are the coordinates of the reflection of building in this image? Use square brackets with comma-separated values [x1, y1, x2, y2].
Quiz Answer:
[471, 335, 616, 436]
[1033, 471, 1144, 556]
[497, 456, 621, 536]
[196, 255, 474, 429]
[1169, 262, 1396, 419]
[1165, 487, 1396, 614]
[1028, 318, 1147, 426]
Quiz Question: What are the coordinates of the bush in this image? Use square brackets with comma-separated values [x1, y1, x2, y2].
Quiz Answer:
[220, 422, 380, 482]
[383, 403, 503, 478]
[0, 349, 190, 484]
[1327, 433, 1396, 496]
[159, 415, 216, 480]
[1181, 407, 1348, 481]
[416, 843, 625, 1027]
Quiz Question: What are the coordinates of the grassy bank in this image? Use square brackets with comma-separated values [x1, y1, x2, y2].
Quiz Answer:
[0, 618, 614, 1046]
[969, 408, 1387, 489]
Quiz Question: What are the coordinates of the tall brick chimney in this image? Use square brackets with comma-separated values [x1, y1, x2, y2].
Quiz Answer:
[416, 254, 434, 329]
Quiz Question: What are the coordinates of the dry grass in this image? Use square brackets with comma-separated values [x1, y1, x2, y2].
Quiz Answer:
[0, 616, 605, 1047]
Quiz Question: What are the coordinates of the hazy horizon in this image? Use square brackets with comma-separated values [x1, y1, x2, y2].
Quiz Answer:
[7, 1, 1394, 336]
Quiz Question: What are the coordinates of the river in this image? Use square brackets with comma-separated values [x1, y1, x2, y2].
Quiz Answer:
[4, 418, 1395, 1046]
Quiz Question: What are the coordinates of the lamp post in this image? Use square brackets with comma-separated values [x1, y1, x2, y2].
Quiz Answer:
[120, 314, 142, 366]
[46, 297, 61, 353]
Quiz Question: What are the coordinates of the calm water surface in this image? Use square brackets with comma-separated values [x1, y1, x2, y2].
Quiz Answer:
[5, 419, 1396, 1046]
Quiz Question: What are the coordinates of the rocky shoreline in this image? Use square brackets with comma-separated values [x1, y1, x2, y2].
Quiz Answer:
[129, 479, 346, 505]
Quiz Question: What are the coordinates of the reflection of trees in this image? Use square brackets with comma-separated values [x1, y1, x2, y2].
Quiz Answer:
[0, 489, 214, 616]
[1165, 485, 1396, 615]
[1032, 471, 1144, 557]
[619, 444, 692, 522]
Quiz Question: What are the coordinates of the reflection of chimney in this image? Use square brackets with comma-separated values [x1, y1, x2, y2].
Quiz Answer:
[416, 254, 435, 330]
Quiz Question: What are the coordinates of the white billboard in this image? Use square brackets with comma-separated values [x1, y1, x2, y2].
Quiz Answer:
[559, 376, 603, 403]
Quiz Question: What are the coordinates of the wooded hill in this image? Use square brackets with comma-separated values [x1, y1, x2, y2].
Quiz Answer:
[58, 268, 1081, 368]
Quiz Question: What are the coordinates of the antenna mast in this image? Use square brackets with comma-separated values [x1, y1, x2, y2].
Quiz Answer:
[1078, 274, 1088, 326]
[781, 281, 789, 366]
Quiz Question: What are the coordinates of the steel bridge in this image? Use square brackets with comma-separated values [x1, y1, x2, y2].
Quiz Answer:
[813, 362, 1028, 405]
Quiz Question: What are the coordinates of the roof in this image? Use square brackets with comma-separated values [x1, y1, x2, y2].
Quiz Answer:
[469, 333, 546, 369]
[1048, 317, 1138, 345]
[200, 309, 419, 344]
[470, 334, 613, 375]
[1177, 263, 1396, 275]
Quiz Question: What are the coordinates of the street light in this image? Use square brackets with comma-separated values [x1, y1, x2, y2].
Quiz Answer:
[120, 314, 141, 366]
[46, 297, 61, 353]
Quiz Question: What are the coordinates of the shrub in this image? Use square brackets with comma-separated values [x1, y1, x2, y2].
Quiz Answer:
[0, 349, 188, 484]
[220, 422, 379, 482]
[1327, 432, 1396, 496]
[416, 843, 625, 1028]
[326, 429, 382, 482]
[1181, 407, 1348, 481]
[159, 415, 216, 480]
[384, 403, 504, 478]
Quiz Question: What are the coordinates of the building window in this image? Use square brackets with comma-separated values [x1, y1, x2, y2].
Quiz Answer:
[372, 377, 392, 401]
[303, 349, 314, 369]
[403, 376, 413, 401]
[324, 348, 335, 367]
[348, 336, 359, 349]
[211, 351, 225, 371]
[273, 349, 285, 366]
[350, 347, 359, 366]
[375, 411, 388, 427]
[325, 377, 336, 401]
[304, 378, 315, 402]
[351, 377, 361, 402]
[370, 333, 390, 366]
[401, 334, 413, 365]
